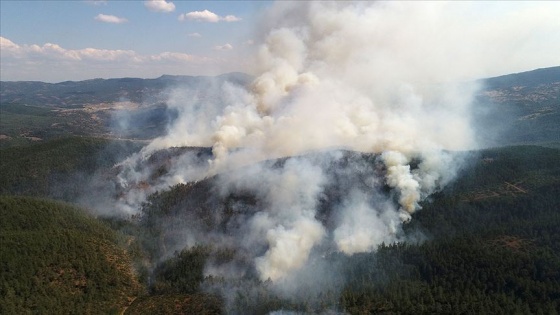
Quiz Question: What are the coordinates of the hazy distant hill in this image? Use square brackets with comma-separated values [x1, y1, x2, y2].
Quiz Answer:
[0, 73, 252, 145]
[1, 67, 558, 146]
[0, 72, 251, 107]
[476, 66, 560, 147]
[482, 66, 560, 90]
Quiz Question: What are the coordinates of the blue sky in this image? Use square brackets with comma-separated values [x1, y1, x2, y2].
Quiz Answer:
[1, 1, 266, 54]
[0, 0, 269, 81]
[1, 1, 559, 82]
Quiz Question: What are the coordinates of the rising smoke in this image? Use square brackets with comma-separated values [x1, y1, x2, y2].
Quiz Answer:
[110, 0, 481, 307]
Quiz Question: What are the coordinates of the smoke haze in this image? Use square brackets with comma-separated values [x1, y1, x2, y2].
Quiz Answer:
[106, 1, 492, 310]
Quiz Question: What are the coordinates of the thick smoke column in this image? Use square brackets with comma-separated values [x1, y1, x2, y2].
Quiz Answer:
[114, 1, 479, 284]
[209, 2, 476, 168]
[205, 2, 476, 280]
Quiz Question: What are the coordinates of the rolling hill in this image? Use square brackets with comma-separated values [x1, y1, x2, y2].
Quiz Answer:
[475, 66, 560, 147]
[0, 73, 251, 108]
[1, 67, 559, 314]
[0, 73, 252, 145]
[1, 67, 558, 147]
[2, 136, 558, 313]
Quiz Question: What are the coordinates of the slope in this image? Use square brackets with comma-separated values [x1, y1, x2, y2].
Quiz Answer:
[0, 136, 142, 199]
[0, 196, 144, 314]
[133, 145, 560, 314]
[475, 66, 560, 147]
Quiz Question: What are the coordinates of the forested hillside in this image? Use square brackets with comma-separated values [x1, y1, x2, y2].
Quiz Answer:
[126, 145, 560, 314]
[1, 134, 559, 314]
[0, 137, 142, 198]
[1, 67, 559, 314]
[0, 196, 144, 314]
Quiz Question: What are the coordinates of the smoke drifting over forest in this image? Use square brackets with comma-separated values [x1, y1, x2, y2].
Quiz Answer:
[107, 1, 485, 305]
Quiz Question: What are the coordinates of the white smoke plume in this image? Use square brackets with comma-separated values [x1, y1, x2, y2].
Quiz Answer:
[334, 192, 402, 255]
[112, 1, 481, 287]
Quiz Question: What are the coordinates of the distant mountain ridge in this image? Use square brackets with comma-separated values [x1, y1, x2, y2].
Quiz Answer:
[482, 66, 560, 89]
[0, 72, 252, 107]
[1, 67, 558, 147]
[2, 67, 558, 108]
[475, 66, 560, 147]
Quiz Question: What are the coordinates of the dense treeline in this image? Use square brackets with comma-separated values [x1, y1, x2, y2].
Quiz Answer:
[137, 145, 560, 314]
[2, 137, 559, 314]
[151, 245, 210, 295]
[0, 136, 142, 198]
[411, 145, 560, 239]
[0, 196, 144, 314]
[336, 182, 560, 314]
[123, 293, 223, 315]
